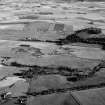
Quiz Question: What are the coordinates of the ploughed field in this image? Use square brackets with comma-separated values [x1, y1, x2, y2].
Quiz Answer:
[0, 0, 105, 105]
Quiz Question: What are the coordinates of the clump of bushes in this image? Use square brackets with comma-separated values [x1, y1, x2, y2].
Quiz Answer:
[19, 44, 30, 47]
[86, 27, 101, 34]
[66, 76, 79, 82]
[76, 27, 101, 34]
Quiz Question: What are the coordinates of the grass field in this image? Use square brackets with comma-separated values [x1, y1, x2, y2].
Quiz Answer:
[0, 0, 105, 105]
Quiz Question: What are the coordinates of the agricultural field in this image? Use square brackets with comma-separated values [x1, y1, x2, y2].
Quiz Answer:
[0, 0, 105, 105]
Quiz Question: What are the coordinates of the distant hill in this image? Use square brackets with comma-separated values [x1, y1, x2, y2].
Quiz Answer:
[54, 0, 105, 2]
[47, 0, 105, 3]
[62, 0, 105, 2]
[1, 0, 105, 3]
